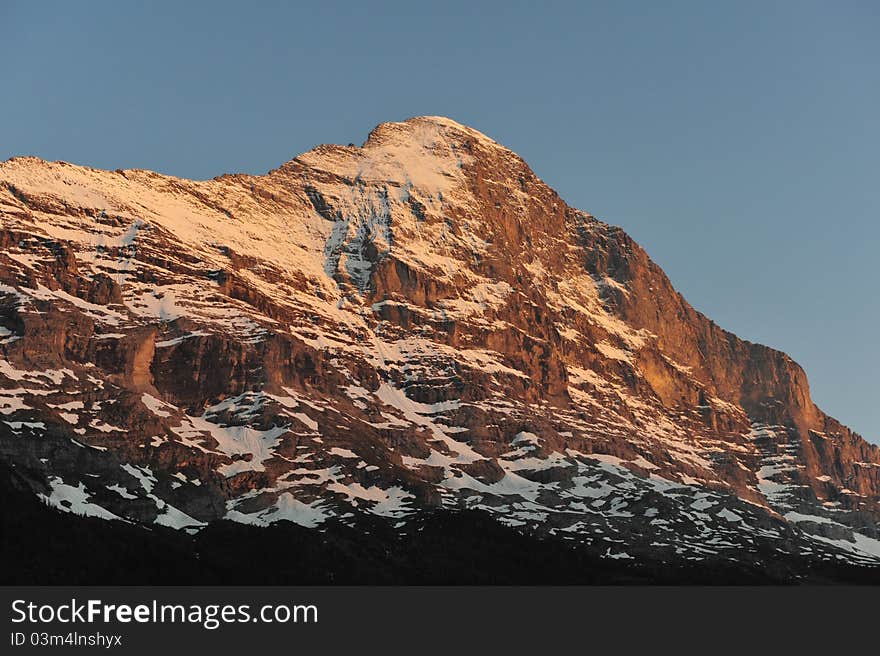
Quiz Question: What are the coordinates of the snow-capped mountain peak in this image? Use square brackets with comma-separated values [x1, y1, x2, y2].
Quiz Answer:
[2, 118, 879, 577]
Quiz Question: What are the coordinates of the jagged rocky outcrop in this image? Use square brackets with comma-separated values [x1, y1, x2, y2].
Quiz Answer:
[1, 116, 879, 577]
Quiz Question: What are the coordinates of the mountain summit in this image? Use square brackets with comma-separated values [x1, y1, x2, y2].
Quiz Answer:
[1, 117, 879, 581]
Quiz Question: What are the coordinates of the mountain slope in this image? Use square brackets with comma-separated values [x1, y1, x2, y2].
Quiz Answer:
[1, 116, 878, 578]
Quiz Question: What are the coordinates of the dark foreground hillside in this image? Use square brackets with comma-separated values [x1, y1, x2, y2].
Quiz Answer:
[3, 464, 879, 585]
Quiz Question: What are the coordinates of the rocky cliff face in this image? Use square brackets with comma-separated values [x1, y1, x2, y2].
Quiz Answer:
[1, 116, 878, 574]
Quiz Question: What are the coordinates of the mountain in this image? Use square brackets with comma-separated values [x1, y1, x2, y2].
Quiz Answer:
[1, 116, 879, 583]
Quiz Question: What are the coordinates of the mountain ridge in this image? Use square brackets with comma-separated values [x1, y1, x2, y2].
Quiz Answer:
[1, 116, 879, 579]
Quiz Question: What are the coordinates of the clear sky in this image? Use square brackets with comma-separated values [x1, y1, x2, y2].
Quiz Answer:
[2, 1, 878, 442]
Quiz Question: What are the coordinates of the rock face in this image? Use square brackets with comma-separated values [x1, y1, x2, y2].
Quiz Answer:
[1, 116, 879, 576]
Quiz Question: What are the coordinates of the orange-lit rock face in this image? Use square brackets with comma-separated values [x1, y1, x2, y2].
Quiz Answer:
[1, 116, 878, 565]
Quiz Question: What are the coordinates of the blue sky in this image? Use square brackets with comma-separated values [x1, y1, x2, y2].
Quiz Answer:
[2, 1, 878, 442]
